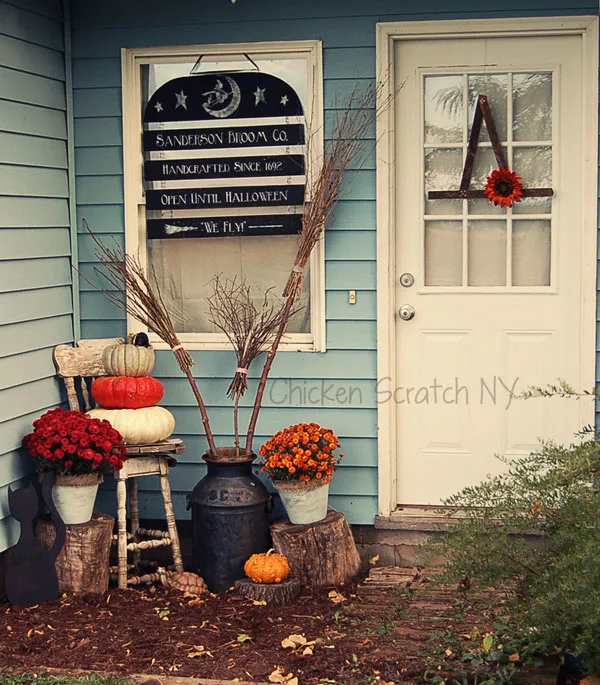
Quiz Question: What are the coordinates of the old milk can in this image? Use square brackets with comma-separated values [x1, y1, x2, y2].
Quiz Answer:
[187, 448, 271, 592]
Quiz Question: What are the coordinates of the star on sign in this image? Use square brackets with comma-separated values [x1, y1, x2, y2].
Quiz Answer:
[154, 101, 164, 113]
[253, 86, 266, 106]
[280, 95, 289, 106]
[175, 90, 188, 110]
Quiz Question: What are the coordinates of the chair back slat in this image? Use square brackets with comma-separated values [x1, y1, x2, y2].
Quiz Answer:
[53, 338, 123, 379]
[53, 338, 124, 412]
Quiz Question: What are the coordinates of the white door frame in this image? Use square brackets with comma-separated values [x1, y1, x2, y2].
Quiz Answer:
[375, 16, 599, 518]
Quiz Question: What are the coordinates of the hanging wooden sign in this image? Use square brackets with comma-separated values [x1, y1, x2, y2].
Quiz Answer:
[143, 71, 306, 238]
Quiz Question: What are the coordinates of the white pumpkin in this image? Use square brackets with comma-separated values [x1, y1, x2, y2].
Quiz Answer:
[87, 406, 175, 444]
[102, 341, 155, 377]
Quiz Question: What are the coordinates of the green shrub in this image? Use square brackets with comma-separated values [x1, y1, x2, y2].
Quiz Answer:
[432, 433, 600, 672]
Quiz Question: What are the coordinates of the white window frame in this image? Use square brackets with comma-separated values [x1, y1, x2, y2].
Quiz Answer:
[121, 40, 325, 351]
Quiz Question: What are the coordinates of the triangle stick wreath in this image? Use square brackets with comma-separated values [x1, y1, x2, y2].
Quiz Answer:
[427, 94, 554, 201]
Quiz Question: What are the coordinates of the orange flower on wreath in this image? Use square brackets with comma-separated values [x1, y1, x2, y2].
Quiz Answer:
[484, 167, 523, 208]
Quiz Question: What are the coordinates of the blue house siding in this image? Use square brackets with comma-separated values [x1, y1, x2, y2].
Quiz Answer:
[70, 0, 597, 525]
[0, 0, 72, 550]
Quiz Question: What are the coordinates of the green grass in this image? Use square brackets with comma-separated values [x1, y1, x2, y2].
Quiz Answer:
[0, 672, 135, 685]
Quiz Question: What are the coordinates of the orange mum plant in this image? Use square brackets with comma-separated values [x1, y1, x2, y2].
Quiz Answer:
[259, 422, 343, 483]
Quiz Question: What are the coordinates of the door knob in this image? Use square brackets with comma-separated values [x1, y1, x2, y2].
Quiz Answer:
[399, 304, 415, 321]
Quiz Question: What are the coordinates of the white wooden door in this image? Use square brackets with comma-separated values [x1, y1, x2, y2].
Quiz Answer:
[393, 33, 594, 505]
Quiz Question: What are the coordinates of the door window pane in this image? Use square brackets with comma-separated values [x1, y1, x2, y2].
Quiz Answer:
[512, 220, 551, 286]
[424, 75, 463, 144]
[468, 221, 506, 286]
[425, 148, 463, 215]
[469, 147, 507, 216]
[468, 74, 508, 142]
[425, 221, 462, 286]
[513, 73, 552, 141]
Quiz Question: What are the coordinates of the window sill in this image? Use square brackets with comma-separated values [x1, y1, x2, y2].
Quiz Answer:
[149, 335, 322, 353]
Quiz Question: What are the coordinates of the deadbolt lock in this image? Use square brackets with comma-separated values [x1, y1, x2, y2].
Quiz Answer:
[400, 272, 415, 287]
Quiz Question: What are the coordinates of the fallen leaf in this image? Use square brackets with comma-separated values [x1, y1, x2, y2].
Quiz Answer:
[509, 653, 520, 662]
[302, 646, 313, 656]
[237, 633, 252, 643]
[268, 668, 297, 685]
[445, 648, 453, 656]
[268, 667, 288, 683]
[187, 645, 213, 658]
[328, 590, 346, 604]
[281, 634, 307, 649]
[369, 554, 380, 565]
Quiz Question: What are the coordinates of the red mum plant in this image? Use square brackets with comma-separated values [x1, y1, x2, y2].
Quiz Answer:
[23, 407, 126, 475]
[484, 167, 524, 208]
[259, 422, 343, 484]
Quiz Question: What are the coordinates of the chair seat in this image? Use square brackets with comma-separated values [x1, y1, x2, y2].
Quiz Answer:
[124, 437, 184, 468]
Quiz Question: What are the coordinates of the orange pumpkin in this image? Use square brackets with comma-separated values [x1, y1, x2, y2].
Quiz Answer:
[91, 375, 164, 409]
[244, 549, 290, 584]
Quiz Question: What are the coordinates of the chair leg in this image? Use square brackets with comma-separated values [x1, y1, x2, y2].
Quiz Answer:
[128, 478, 141, 569]
[116, 478, 128, 589]
[159, 471, 183, 572]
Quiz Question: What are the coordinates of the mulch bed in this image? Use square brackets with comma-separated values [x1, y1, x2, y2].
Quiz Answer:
[0, 570, 517, 685]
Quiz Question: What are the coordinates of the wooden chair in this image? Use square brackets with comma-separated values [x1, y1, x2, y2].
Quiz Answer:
[53, 338, 184, 589]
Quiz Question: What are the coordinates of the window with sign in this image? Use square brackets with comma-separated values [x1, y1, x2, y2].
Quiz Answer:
[121, 41, 323, 350]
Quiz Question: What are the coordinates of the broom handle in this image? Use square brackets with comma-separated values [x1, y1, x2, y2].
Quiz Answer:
[183, 367, 217, 454]
[245, 294, 295, 453]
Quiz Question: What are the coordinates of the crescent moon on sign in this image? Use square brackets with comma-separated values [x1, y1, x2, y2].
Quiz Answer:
[202, 76, 242, 119]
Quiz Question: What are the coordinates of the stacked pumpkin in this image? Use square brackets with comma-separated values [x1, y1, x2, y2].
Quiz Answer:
[87, 334, 176, 445]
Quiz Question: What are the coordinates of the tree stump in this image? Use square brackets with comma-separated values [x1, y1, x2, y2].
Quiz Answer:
[36, 513, 114, 594]
[271, 510, 360, 587]
[234, 578, 301, 605]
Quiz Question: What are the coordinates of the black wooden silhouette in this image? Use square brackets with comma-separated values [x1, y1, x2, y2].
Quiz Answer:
[4, 472, 66, 607]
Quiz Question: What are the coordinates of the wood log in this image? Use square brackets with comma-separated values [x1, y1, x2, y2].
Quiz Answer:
[270, 509, 360, 587]
[234, 578, 301, 605]
[36, 513, 115, 594]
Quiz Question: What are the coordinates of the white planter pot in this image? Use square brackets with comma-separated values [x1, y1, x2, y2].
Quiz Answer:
[52, 474, 102, 525]
[274, 480, 329, 525]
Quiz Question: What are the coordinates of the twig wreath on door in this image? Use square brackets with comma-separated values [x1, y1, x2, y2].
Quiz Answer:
[428, 94, 553, 208]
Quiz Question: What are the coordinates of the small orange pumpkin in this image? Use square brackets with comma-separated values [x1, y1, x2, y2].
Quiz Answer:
[244, 549, 291, 584]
